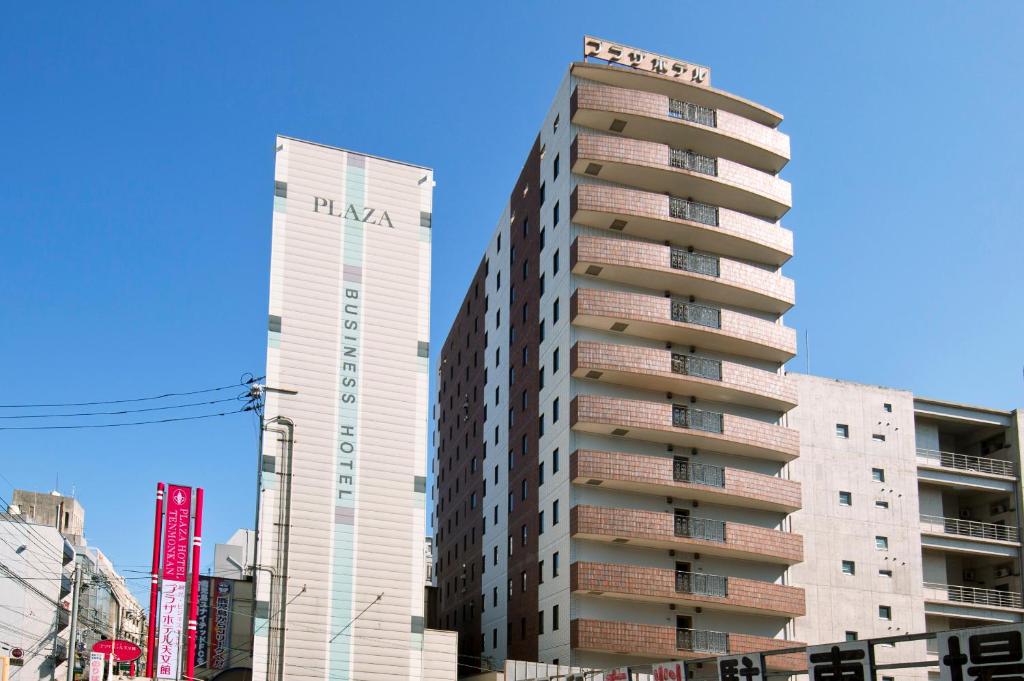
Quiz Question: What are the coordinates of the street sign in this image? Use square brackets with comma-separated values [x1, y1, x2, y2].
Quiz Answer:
[717, 653, 766, 681]
[938, 623, 1024, 681]
[806, 640, 874, 681]
[89, 652, 105, 681]
[92, 639, 142, 662]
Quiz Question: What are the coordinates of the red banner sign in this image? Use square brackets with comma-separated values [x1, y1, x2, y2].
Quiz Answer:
[163, 485, 192, 581]
[158, 484, 192, 680]
[92, 639, 142, 662]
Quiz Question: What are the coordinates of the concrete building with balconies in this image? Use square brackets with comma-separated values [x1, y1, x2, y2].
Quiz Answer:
[432, 36, 802, 672]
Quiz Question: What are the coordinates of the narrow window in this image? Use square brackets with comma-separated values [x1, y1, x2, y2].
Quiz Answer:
[875, 500, 890, 509]
[552, 397, 560, 423]
[879, 605, 892, 620]
[553, 448, 560, 474]
[553, 347, 560, 372]
[836, 424, 849, 438]
[538, 610, 545, 635]
[553, 298, 560, 324]
[552, 604, 560, 630]
[553, 154, 560, 180]
[839, 491, 852, 506]
[875, 536, 889, 550]
[842, 560, 856, 575]
[873, 433, 886, 442]
[552, 551, 560, 577]
[846, 631, 858, 642]
[539, 462, 545, 486]
[538, 511, 545, 534]
[552, 499, 560, 525]
[552, 249, 560, 275]
[883, 403, 892, 412]
[553, 201, 560, 226]
[872, 468, 885, 482]
[879, 569, 893, 578]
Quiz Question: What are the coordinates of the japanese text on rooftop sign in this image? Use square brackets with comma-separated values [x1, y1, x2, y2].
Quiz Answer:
[583, 36, 710, 86]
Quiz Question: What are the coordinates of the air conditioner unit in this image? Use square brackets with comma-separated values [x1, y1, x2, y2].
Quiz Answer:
[996, 567, 1012, 578]
[963, 570, 977, 581]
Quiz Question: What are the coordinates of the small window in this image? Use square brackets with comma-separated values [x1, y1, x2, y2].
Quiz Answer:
[552, 397, 560, 423]
[879, 569, 893, 578]
[553, 201, 560, 226]
[552, 115, 560, 134]
[553, 154, 560, 180]
[552, 604, 560, 630]
[552, 448, 560, 474]
[539, 462, 545, 486]
[839, 491, 852, 506]
[879, 605, 892, 620]
[552, 551, 560, 577]
[553, 347, 560, 372]
[842, 560, 856, 575]
[873, 433, 886, 442]
[836, 424, 849, 438]
[552, 499, 560, 525]
[883, 403, 892, 412]
[553, 298, 560, 324]
[872, 468, 885, 482]
[876, 536, 889, 550]
[540, 274, 545, 296]
[552, 249, 560, 275]
[846, 631, 858, 642]
[538, 609, 544, 635]
[538, 511, 545, 534]
[538, 560, 545, 584]
[540, 183, 546, 206]
[875, 500, 890, 509]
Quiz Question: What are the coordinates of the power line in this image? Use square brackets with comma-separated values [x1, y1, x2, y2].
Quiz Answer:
[0, 395, 246, 420]
[0, 406, 252, 431]
[0, 377, 262, 409]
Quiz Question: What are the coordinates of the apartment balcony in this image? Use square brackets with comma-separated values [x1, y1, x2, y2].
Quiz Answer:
[571, 561, 806, 617]
[572, 394, 798, 463]
[572, 133, 791, 221]
[60, 573, 73, 599]
[571, 340, 796, 412]
[571, 505, 803, 565]
[572, 235, 794, 314]
[923, 582, 1024, 623]
[920, 515, 1021, 558]
[572, 79, 790, 173]
[572, 288, 796, 364]
[917, 448, 1017, 493]
[57, 607, 70, 631]
[571, 619, 804, 670]
[571, 449, 801, 513]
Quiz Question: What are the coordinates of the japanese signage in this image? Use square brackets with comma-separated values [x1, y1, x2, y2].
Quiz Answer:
[604, 668, 630, 681]
[209, 578, 234, 669]
[718, 654, 765, 681]
[195, 577, 211, 668]
[807, 640, 874, 681]
[652, 659, 687, 681]
[938, 624, 1024, 681]
[89, 652, 105, 681]
[583, 36, 710, 86]
[92, 639, 142, 662]
[158, 484, 192, 680]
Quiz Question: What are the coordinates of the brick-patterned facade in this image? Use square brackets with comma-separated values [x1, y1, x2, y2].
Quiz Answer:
[570, 561, 806, 617]
[570, 449, 802, 512]
[570, 505, 804, 564]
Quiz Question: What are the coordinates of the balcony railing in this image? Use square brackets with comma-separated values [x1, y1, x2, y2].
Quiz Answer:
[917, 448, 1015, 477]
[672, 405, 725, 434]
[673, 460, 726, 489]
[670, 300, 722, 329]
[670, 148, 718, 176]
[676, 628, 729, 654]
[669, 196, 719, 227]
[924, 582, 1024, 609]
[921, 514, 1019, 543]
[671, 354, 723, 381]
[675, 570, 728, 598]
[674, 515, 727, 543]
[668, 99, 717, 128]
[670, 248, 721, 277]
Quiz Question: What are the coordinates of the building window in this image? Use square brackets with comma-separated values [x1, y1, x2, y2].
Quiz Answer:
[540, 183, 546, 206]
[540, 273, 545, 296]
[872, 468, 885, 482]
[839, 491, 852, 506]
[496, 309, 501, 328]
[552, 604, 559, 630]
[845, 631, 858, 642]
[842, 560, 856, 575]
[538, 610, 545, 635]
[873, 433, 886, 442]
[539, 462, 545, 486]
[553, 115, 559, 134]
[497, 234, 501, 253]
[553, 298, 560, 323]
[539, 319, 545, 343]
[492, 628, 497, 648]
[508, 579, 512, 598]
[470, 493, 477, 509]
[879, 605, 892, 620]
[539, 365, 545, 390]
[552, 551, 560, 577]
[538, 511, 545, 534]
[553, 201, 559, 226]
[521, 570, 527, 593]
[508, 492, 514, 513]
[552, 249, 560, 275]
[875, 500, 890, 509]
[553, 154, 560, 180]
[553, 448, 560, 473]
[879, 569, 893, 578]
[522, 260, 529, 280]
[836, 424, 849, 438]
[493, 545, 498, 565]
[521, 478, 527, 501]
[496, 271, 501, 290]
[538, 560, 545, 584]
[492, 586, 498, 607]
[508, 534, 513, 556]
[552, 499, 560, 525]
[521, 524, 527, 546]
[552, 397, 560, 423]
[883, 403, 892, 412]
[875, 536, 889, 550]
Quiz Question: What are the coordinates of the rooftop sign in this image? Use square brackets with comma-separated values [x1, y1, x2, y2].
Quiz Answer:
[583, 36, 711, 86]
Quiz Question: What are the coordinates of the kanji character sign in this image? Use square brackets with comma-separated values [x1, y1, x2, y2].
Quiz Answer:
[939, 625, 1024, 681]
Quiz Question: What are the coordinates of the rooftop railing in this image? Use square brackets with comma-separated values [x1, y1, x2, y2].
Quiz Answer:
[669, 196, 719, 227]
[670, 148, 718, 176]
[672, 405, 724, 434]
[674, 514, 727, 543]
[676, 628, 729, 654]
[670, 300, 722, 329]
[676, 571, 728, 598]
[916, 448, 1015, 477]
[669, 99, 718, 128]
[670, 248, 721, 277]
[923, 582, 1023, 609]
[920, 514, 1019, 543]
[673, 460, 726, 489]
[671, 354, 723, 381]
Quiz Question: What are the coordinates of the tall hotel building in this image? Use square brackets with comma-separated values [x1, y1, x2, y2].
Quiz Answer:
[433, 38, 803, 671]
[254, 136, 456, 681]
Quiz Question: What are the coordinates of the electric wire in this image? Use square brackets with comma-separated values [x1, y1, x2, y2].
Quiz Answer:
[0, 395, 246, 420]
[0, 406, 252, 431]
[0, 377, 263, 409]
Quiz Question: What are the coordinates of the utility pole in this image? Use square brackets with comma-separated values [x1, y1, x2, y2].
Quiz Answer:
[66, 564, 82, 681]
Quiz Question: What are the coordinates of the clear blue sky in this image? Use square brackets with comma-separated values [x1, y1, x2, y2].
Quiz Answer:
[2, 3, 1022, 599]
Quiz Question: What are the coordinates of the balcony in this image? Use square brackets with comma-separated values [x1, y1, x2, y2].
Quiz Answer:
[920, 515, 1021, 558]
[572, 133, 791, 221]
[572, 288, 796, 364]
[572, 235, 794, 314]
[571, 80, 790, 173]
[571, 619, 804, 670]
[571, 561, 806, 617]
[571, 183, 792, 266]
[572, 394, 799, 462]
[571, 505, 803, 565]
[923, 582, 1024, 623]
[917, 448, 1016, 492]
[571, 341, 796, 412]
[57, 607, 70, 630]
[571, 449, 801, 513]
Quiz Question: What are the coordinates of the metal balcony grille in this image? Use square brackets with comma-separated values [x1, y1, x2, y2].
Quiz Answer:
[672, 405, 724, 434]
[670, 248, 721, 277]
[668, 99, 718, 127]
[669, 196, 719, 227]
[916, 448, 1015, 477]
[676, 571, 728, 597]
[674, 460, 726, 488]
[674, 515, 726, 542]
[671, 354, 723, 381]
[676, 628, 729, 654]
[670, 300, 721, 329]
[670, 148, 718, 176]
[924, 582, 1023, 609]
[921, 515, 1019, 543]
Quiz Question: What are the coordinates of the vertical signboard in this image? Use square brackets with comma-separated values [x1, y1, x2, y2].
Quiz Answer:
[807, 640, 874, 681]
[89, 652, 105, 681]
[157, 484, 192, 680]
[938, 624, 1024, 681]
[652, 660, 687, 681]
[194, 577, 211, 668]
[208, 578, 234, 669]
